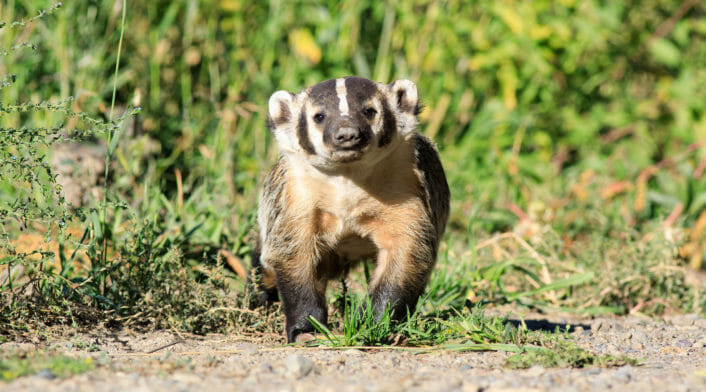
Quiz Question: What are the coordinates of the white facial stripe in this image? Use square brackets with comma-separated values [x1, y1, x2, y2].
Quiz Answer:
[336, 78, 349, 116]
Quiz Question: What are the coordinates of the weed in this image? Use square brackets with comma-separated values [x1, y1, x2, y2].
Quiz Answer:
[308, 300, 633, 369]
[506, 339, 638, 369]
[308, 295, 399, 346]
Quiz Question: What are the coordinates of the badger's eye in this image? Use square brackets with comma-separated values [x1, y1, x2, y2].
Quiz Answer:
[363, 107, 377, 119]
[313, 113, 325, 124]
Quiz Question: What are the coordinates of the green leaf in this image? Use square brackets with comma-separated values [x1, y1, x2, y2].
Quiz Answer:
[648, 38, 680, 67]
[506, 272, 595, 301]
[90, 210, 102, 240]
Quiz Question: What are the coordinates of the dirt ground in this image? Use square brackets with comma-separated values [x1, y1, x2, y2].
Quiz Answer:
[2, 312, 705, 392]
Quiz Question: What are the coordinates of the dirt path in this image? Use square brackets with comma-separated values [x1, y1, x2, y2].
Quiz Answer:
[3, 313, 706, 392]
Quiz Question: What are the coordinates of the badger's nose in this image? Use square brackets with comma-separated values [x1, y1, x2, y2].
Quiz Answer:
[333, 127, 361, 148]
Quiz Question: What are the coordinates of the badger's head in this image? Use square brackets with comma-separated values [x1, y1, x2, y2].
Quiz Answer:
[267, 76, 420, 171]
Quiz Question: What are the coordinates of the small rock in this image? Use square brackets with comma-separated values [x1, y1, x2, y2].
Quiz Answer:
[629, 330, 648, 344]
[676, 339, 692, 348]
[34, 369, 57, 380]
[258, 362, 273, 373]
[667, 314, 698, 327]
[541, 373, 557, 388]
[691, 337, 706, 348]
[237, 343, 259, 355]
[592, 320, 604, 332]
[630, 342, 645, 351]
[283, 354, 314, 379]
[525, 365, 545, 377]
[613, 367, 632, 382]
[606, 343, 622, 356]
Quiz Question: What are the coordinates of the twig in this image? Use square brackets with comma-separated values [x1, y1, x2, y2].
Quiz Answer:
[661, 203, 683, 229]
[646, 0, 700, 46]
[145, 339, 183, 354]
[219, 248, 247, 278]
[175, 168, 183, 215]
[695, 152, 706, 179]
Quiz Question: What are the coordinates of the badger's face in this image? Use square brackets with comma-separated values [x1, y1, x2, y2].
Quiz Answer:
[267, 77, 420, 171]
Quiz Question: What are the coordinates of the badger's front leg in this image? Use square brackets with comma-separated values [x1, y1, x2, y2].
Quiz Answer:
[271, 246, 328, 343]
[367, 220, 438, 322]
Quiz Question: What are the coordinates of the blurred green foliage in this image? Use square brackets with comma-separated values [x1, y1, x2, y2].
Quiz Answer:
[3, 0, 705, 215]
[1, 0, 705, 335]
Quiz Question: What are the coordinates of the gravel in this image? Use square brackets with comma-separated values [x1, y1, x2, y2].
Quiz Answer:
[2, 313, 705, 392]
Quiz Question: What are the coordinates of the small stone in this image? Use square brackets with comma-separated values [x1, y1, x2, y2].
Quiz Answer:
[691, 337, 706, 348]
[676, 339, 692, 348]
[541, 373, 557, 388]
[630, 342, 644, 351]
[629, 330, 648, 344]
[237, 343, 259, 355]
[613, 367, 632, 382]
[283, 354, 314, 379]
[258, 362, 273, 373]
[592, 320, 604, 332]
[667, 314, 698, 327]
[525, 365, 545, 377]
[34, 369, 57, 380]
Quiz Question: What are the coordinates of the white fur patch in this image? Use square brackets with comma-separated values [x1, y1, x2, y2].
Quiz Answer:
[336, 78, 349, 116]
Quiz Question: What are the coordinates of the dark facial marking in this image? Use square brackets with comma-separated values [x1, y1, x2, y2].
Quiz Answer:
[308, 79, 338, 107]
[345, 77, 378, 103]
[297, 110, 316, 155]
[379, 99, 396, 147]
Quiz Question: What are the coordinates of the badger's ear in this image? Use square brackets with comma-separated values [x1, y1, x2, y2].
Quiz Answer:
[388, 79, 420, 115]
[268, 90, 295, 129]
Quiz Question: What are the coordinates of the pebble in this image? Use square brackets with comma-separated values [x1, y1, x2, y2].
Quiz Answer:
[613, 367, 632, 382]
[691, 337, 706, 348]
[237, 343, 259, 355]
[258, 362, 273, 373]
[524, 366, 545, 377]
[676, 339, 692, 348]
[283, 354, 315, 379]
[33, 369, 57, 380]
[629, 330, 648, 344]
[667, 314, 698, 327]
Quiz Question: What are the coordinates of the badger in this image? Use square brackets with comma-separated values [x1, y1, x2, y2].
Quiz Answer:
[251, 76, 449, 343]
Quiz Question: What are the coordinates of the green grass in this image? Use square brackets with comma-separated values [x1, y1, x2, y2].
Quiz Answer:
[306, 298, 636, 369]
[0, 0, 705, 370]
[0, 350, 94, 382]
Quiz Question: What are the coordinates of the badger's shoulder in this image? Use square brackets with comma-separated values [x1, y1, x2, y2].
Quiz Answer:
[411, 133, 450, 236]
[258, 157, 289, 240]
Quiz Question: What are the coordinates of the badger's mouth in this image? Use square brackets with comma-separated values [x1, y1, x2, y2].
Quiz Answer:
[331, 149, 365, 163]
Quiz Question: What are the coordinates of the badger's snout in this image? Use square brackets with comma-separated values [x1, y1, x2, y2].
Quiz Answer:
[333, 127, 362, 149]
[328, 116, 371, 151]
